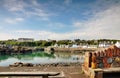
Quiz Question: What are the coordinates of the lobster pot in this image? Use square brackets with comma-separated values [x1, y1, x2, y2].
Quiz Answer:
[91, 53, 97, 69]
[103, 57, 107, 68]
[92, 53, 97, 63]
[100, 51, 104, 57]
[119, 49, 120, 56]
[106, 64, 111, 68]
[104, 57, 113, 68]
[106, 48, 111, 57]
[91, 62, 97, 69]
[103, 51, 107, 57]
[116, 49, 120, 56]
[106, 49, 110, 57]
[115, 48, 118, 57]
[96, 52, 100, 64]
[103, 63, 111, 68]
[107, 57, 113, 64]
[96, 51, 100, 57]
[109, 49, 113, 57]
[113, 48, 117, 57]
[97, 63, 104, 68]
[110, 49, 114, 57]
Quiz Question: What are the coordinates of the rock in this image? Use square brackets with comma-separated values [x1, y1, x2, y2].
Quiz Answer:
[22, 63, 33, 67]
[9, 64, 18, 67]
[18, 64, 23, 67]
[14, 62, 23, 65]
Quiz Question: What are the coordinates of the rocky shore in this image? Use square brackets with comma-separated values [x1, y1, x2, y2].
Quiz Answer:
[9, 62, 82, 67]
[0, 46, 44, 55]
[0, 62, 88, 78]
[53, 47, 97, 53]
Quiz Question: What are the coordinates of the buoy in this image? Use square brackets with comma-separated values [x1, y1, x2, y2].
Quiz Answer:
[107, 57, 113, 64]
[91, 62, 97, 69]
[98, 63, 104, 68]
[91, 53, 97, 69]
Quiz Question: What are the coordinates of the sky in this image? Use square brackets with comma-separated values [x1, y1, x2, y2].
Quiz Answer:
[0, 0, 120, 40]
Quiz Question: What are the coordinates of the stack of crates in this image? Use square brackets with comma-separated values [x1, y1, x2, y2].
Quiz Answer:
[84, 45, 120, 69]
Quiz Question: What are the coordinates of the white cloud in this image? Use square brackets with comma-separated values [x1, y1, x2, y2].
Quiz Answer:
[31, 0, 40, 6]
[0, 27, 3, 29]
[64, 0, 72, 5]
[73, 22, 83, 27]
[3, 0, 53, 21]
[72, 5, 120, 39]
[4, 0, 25, 12]
[5, 18, 24, 24]
[48, 22, 66, 28]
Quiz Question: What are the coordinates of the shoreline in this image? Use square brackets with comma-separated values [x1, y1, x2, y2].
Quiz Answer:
[9, 62, 83, 67]
[0, 63, 88, 78]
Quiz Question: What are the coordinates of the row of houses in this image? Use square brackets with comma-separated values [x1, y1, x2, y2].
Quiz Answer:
[53, 42, 120, 48]
[18, 38, 34, 42]
[8, 38, 34, 42]
[3, 38, 120, 49]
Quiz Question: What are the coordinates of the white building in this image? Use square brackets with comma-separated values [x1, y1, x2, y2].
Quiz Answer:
[18, 38, 34, 42]
[115, 42, 120, 48]
[98, 43, 111, 48]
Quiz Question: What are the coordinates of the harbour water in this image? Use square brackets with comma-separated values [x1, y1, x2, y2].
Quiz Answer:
[0, 51, 84, 66]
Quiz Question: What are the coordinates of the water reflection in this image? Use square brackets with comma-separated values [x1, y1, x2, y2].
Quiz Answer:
[0, 51, 84, 66]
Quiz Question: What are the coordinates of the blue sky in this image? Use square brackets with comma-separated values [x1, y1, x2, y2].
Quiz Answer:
[0, 0, 120, 40]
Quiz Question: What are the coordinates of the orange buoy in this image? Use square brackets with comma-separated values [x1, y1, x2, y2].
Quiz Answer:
[91, 53, 97, 69]
[91, 62, 97, 69]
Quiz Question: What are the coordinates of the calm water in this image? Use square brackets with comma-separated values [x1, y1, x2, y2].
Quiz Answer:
[0, 51, 84, 66]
